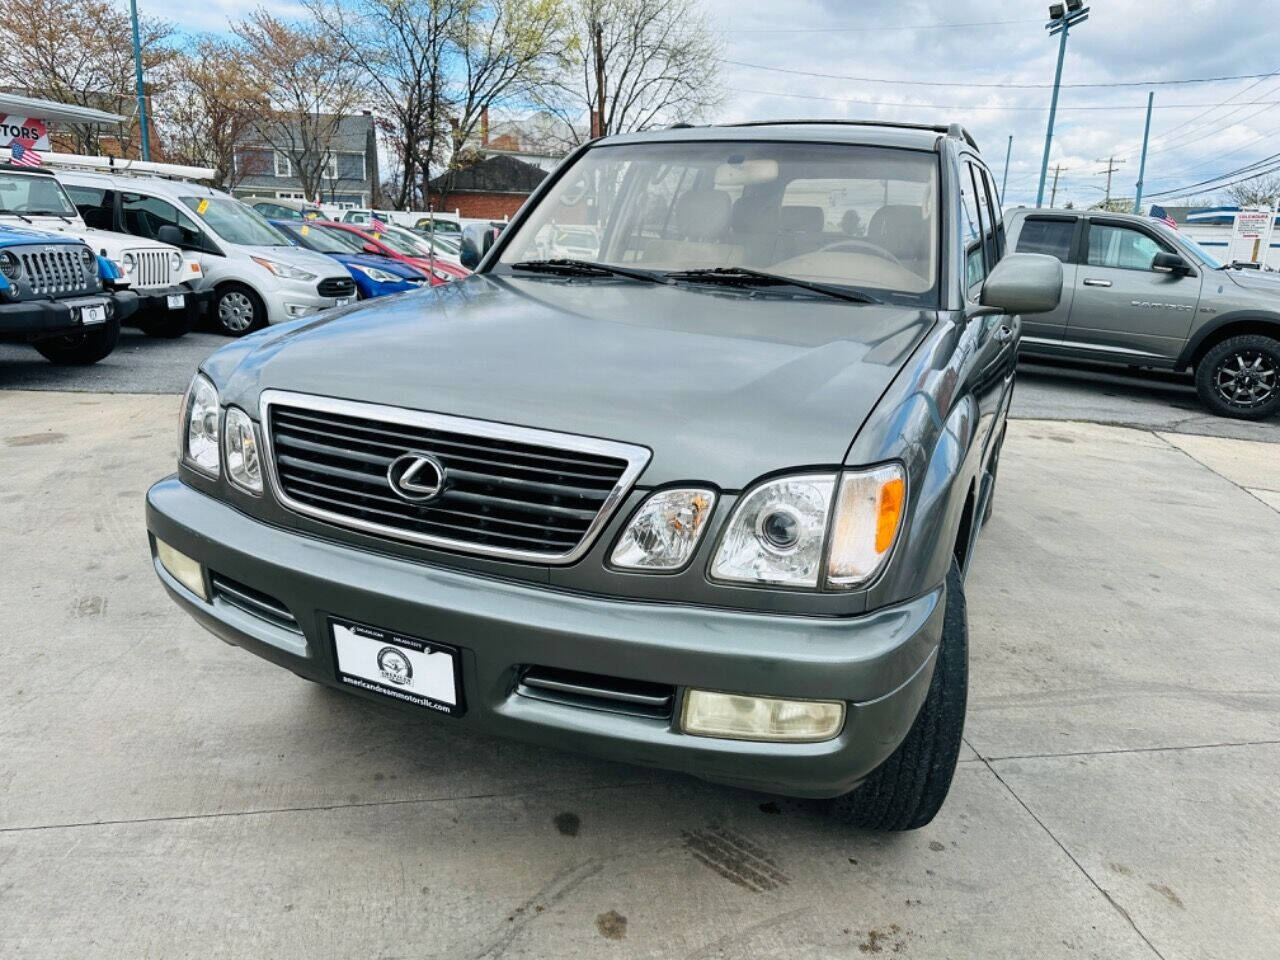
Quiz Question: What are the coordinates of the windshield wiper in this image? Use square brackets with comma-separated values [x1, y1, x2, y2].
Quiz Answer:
[0, 209, 33, 223]
[510, 258, 667, 285]
[28, 210, 74, 223]
[664, 266, 880, 304]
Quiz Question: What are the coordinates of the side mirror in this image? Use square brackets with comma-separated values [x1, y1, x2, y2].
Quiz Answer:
[460, 223, 499, 269]
[979, 253, 1063, 315]
[156, 224, 183, 247]
[1152, 251, 1192, 275]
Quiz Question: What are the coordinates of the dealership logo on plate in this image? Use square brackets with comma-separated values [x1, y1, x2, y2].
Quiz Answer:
[377, 646, 414, 685]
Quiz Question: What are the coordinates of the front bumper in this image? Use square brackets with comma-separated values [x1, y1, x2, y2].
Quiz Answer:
[0, 289, 138, 342]
[145, 477, 943, 798]
[131, 284, 214, 322]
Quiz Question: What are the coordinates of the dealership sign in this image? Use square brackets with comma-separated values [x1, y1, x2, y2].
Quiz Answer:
[1228, 208, 1277, 266]
[0, 116, 50, 150]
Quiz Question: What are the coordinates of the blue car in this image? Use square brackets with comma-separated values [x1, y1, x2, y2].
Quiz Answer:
[271, 220, 428, 299]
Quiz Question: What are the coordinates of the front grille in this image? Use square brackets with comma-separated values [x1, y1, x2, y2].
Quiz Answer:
[210, 573, 301, 633]
[516, 666, 675, 719]
[262, 392, 649, 563]
[318, 276, 356, 298]
[17, 246, 95, 297]
[130, 248, 172, 288]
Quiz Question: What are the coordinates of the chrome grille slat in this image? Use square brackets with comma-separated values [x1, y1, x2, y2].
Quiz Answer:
[262, 391, 650, 563]
[210, 573, 300, 633]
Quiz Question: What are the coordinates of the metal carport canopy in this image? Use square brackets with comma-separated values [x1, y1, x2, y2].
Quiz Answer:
[0, 93, 125, 125]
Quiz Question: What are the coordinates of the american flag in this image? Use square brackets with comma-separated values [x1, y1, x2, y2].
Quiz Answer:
[368, 217, 388, 232]
[1149, 205, 1177, 230]
[9, 141, 42, 167]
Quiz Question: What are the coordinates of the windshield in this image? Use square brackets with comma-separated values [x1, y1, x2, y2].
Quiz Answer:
[366, 225, 426, 256]
[0, 170, 78, 217]
[1167, 230, 1224, 269]
[498, 140, 940, 302]
[287, 222, 366, 254]
[181, 196, 288, 246]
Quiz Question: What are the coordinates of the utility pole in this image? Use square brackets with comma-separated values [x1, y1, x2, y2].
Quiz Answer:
[1049, 164, 1066, 207]
[1096, 156, 1126, 204]
[129, 0, 150, 160]
[1001, 135, 1013, 202]
[593, 22, 606, 139]
[1133, 91, 1155, 213]
[1036, 2, 1090, 207]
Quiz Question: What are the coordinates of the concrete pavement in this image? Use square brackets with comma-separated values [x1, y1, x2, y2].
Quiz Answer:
[1, 391, 1277, 959]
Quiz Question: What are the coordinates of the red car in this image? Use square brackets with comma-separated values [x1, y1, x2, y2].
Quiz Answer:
[321, 221, 469, 284]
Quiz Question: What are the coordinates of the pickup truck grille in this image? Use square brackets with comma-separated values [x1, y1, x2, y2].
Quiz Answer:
[261, 392, 649, 563]
[16, 246, 96, 297]
[130, 249, 172, 288]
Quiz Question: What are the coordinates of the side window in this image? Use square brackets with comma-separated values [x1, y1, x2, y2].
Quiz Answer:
[978, 167, 1004, 260]
[120, 192, 205, 251]
[958, 163, 983, 294]
[967, 162, 996, 274]
[1087, 223, 1167, 270]
[64, 184, 116, 231]
[1016, 217, 1076, 262]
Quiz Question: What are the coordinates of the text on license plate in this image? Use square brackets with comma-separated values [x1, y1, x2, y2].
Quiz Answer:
[335, 297, 350, 307]
[80, 304, 106, 325]
[330, 618, 462, 715]
[167, 294, 185, 309]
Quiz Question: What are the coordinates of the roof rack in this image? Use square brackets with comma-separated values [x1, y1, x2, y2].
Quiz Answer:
[39, 151, 215, 182]
[724, 119, 979, 150]
[0, 162, 56, 177]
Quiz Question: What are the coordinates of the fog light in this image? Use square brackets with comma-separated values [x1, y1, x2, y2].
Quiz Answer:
[681, 690, 844, 742]
[155, 538, 207, 600]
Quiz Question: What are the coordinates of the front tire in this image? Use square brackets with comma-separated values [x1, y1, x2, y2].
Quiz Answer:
[1194, 334, 1280, 420]
[34, 316, 121, 365]
[214, 283, 266, 337]
[829, 559, 968, 831]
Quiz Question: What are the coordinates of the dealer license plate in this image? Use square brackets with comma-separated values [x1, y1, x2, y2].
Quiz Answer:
[335, 297, 351, 307]
[330, 617, 462, 715]
[80, 303, 107, 325]
[167, 294, 185, 309]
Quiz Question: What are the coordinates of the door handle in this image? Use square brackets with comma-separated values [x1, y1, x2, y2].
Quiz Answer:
[994, 323, 1015, 344]
[1082, 278, 1112, 287]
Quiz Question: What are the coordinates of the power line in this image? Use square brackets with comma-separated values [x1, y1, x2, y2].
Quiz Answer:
[724, 86, 1280, 113]
[1143, 151, 1280, 199]
[719, 58, 1280, 90]
[718, 18, 1041, 34]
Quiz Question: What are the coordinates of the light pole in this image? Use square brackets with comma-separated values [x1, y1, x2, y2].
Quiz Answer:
[130, 0, 150, 161]
[1133, 92, 1155, 214]
[1001, 135, 1013, 203]
[1036, 1, 1089, 207]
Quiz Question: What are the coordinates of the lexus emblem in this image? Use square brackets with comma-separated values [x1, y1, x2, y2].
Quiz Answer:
[387, 452, 446, 502]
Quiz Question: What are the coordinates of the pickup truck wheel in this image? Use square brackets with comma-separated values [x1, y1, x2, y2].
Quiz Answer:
[1194, 334, 1280, 420]
[34, 316, 121, 365]
[829, 559, 967, 831]
[215, 284, 266, 337]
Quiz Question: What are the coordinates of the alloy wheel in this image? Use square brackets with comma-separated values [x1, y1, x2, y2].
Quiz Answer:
[1213, 349, 1277, 409]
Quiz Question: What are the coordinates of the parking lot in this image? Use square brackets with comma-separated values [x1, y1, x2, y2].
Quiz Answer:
[1, 332, 1277, 958]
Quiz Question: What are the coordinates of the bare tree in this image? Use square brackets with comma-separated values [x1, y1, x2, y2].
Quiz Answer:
[435, 0, 567, 207]
[153, 39, 266, 189]
[1226, 173, 1280, 208]
[305, 0, 461, 209]
[538, 0, 720, 149]
[231, 9, 370, 201]
[0, 0, 176, 155]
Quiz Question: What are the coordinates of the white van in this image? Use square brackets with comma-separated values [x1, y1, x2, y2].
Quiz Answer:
[59, 171, 356, 336]
[0, 164, 208, 338]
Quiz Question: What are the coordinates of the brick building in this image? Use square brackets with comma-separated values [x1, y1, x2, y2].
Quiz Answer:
[429, 153, 552, 220]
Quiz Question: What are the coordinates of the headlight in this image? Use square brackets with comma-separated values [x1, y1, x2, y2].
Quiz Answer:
[349, 263, 400, 284]
[122, 252, 136, 274]
[709, 465, 906, 589]
[80, 247, 94, 266]
[826, 464, 906, 587]
[169, 250, 182, 270]
[0, 250, 20, 280]
[250, 256, 317, 282]
[611, 488, 715, 570]
[223, 406, 262, 494]
[710, 474, 835, 587]
[180, 373, 219, 477]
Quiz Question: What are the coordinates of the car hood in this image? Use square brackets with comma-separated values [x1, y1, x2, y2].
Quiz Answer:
[242, 244, 346, 276]
[335, 253, 422, 278]
[215, 275, 934, 487]
[1224, 267, 1280, 299]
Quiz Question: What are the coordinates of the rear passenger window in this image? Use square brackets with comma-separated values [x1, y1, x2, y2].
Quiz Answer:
[1017, 218, 1075, 262]
[958, 165, 983, 294]
[1087, 224, 1166, 270]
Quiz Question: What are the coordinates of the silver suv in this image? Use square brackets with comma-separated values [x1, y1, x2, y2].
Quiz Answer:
[1006, 208, 1280, 419]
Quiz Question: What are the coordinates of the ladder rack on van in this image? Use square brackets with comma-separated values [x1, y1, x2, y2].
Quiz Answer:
[40, 152, 216, 183]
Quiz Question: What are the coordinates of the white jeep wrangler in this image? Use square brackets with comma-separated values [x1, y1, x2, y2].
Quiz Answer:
[0, 164, 210, 337]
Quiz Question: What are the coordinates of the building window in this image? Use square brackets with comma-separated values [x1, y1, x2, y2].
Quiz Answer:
[274, 152, 292, 178]
[324, 154, 339, 180]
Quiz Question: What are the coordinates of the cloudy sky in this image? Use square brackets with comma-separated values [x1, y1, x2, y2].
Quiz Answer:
[147, 0, 1277, 208]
